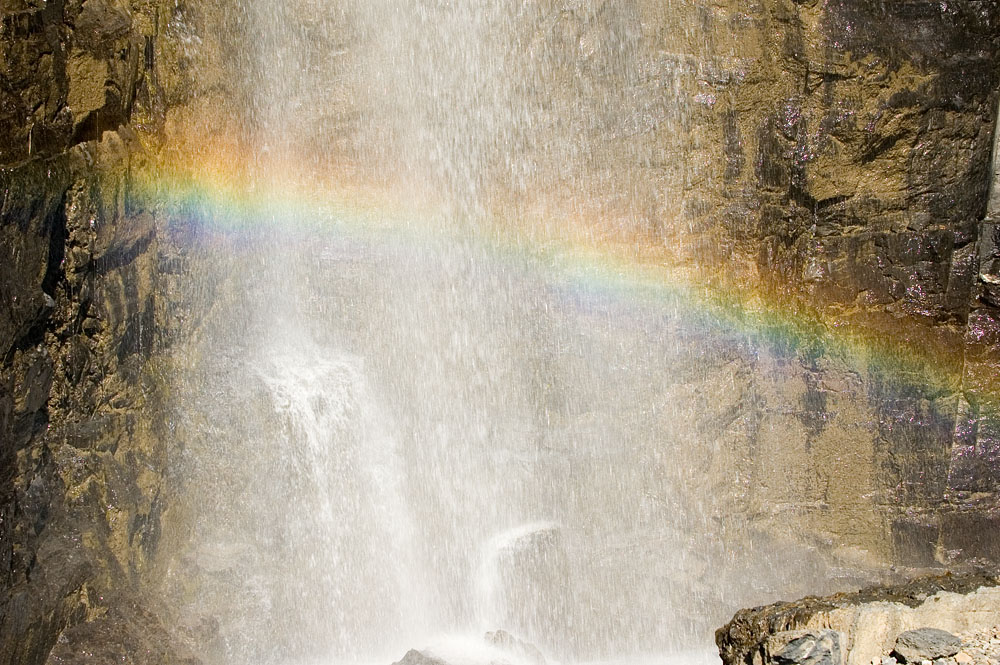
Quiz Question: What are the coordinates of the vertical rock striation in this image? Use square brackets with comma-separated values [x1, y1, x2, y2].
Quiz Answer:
[0, 0, 226, 661]
[596, 0, 1000, 571]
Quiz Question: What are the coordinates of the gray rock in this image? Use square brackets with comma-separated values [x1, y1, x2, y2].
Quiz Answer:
[891, 628, 962, 664]
[766, 630, 843, 665]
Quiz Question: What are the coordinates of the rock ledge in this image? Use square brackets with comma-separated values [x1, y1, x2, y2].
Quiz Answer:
[717, 570, 1000, 665]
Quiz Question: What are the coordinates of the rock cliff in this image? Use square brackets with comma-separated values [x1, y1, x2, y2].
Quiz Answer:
[579, 0, 1000, 573]
[0, 0, 228, 661]
[699, 0, 1000, 574]
[1, 0, 999, 663]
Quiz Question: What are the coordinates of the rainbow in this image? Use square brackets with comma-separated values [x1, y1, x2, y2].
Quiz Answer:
[137, 142, 999, 417]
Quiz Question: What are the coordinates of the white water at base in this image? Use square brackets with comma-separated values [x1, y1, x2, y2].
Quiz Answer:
[280, 635, 720, 665]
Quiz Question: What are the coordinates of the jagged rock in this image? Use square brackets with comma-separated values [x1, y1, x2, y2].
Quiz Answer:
[44, 602, 201, 665]
[891, 628, 962, 664]
[390, 650, 451, 665]
[766, 630, 842, 665]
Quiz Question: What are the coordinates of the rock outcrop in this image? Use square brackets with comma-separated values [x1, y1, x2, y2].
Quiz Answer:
[716, 570, 1000, 665]
[0, 0, 229, 661]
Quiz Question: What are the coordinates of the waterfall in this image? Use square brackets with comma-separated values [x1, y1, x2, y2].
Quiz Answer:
[157, 2, 868, 664]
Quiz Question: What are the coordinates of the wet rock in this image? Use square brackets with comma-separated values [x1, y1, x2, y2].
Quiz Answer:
[891, 628, 962, 664]
[390, 650, 451, 665]
[0, 0, 218, 653]
[44, 602, 201, 665]
[766, 630, 842, 665]
[487, 524, 571, 651]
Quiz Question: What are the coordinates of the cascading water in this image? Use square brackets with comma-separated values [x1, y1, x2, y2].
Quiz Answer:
[157, 2, 876, 664]
[164, 224, 740, 664]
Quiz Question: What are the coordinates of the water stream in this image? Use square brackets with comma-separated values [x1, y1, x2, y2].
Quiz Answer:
[158, 2, 869, 664]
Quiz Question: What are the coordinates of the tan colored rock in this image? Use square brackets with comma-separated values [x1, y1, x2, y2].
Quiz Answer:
[67, 50, 110, 117]
[718, 574, 1000, 665]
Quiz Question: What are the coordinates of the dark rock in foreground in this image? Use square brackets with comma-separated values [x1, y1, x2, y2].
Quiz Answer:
[768, 630, 842, 665]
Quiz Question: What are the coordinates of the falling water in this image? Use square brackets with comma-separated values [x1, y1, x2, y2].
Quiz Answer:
[157, 2, 874, 665]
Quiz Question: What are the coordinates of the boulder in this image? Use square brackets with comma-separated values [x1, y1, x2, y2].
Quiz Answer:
[766, 630, 843, 665]
[890, 628, 962, 663]
[390, 650, 451, 665]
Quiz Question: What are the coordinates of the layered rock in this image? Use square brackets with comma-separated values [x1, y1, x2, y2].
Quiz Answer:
[716, 570, 1000, 665]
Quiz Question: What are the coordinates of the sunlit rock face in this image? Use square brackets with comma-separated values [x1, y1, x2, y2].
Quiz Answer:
[0, 0, 225, 662]
[1, 1, 1000, 665]
[685, 0, 1000, 571]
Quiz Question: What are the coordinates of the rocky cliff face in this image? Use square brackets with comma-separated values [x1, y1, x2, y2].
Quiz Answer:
[688, 0, 1000, 571]
[529, 0, 1000, 573]
[1, 0, 999, 662]
[0, 0, 226, 661]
